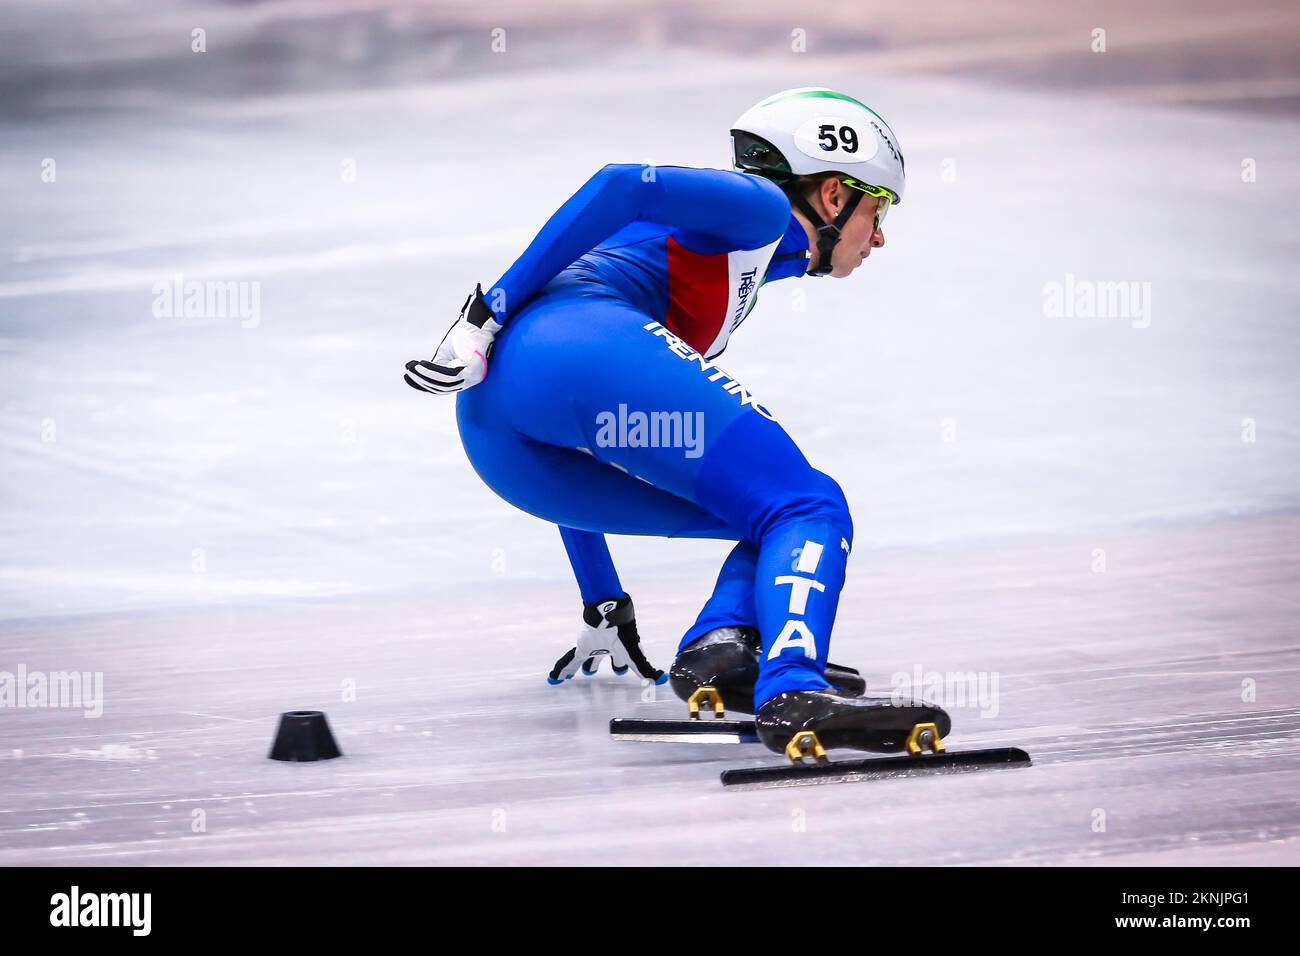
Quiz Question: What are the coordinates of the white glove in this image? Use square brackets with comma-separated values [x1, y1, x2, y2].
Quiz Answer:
[405, 284, 502, 395]
[548, 595, 667, 685]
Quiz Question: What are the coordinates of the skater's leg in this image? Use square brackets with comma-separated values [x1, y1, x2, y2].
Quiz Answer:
[458, 396, 737, 538]
[678, 541, 759, 652]
[692, 412, 852, 707]
[558, 526, 623, 604]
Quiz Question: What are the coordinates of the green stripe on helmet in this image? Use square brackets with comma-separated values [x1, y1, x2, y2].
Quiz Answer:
[756, 88, 887, 125]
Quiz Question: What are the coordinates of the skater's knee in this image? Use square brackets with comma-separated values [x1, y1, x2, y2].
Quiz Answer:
[809, 471, 854, 541]
[762, 470, 853, 543]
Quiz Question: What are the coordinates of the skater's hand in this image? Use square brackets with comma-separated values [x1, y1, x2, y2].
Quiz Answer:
[404, 284, 501, 395]
[548, 597, 668, 685]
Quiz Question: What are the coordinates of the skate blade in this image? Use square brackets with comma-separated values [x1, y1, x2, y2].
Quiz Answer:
[609, 717, 759, 744]
[720, 747, 1031, 789]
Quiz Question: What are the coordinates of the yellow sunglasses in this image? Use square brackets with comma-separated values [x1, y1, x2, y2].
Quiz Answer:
[840, 178, 896, 228]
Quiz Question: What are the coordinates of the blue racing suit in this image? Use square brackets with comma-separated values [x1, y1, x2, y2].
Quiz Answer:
[455, 164, 852, 707]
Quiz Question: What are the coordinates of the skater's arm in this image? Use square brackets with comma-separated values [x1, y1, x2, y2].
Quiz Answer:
[487, 164, 791, 321]
[405, 166, 788, 396]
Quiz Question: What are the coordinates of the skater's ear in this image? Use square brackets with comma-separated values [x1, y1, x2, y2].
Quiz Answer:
[784, 172, 840, 221]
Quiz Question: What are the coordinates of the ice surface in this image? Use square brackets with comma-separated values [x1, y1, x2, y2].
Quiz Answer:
[1, 42, 1298, 863]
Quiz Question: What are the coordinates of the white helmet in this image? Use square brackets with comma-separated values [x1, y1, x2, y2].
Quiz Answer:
[731, 87, 905, 202]
[731, 87, 905, 274]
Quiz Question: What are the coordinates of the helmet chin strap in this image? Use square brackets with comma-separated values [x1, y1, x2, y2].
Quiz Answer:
[789, 187, 865, 277]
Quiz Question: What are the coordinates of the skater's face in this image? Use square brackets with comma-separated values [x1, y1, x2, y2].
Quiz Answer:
[806, 178, 887, 278]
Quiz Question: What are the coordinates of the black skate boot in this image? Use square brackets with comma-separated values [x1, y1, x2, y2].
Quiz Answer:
[755, 690, 952, 755]
[669, 626, 867, 715]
